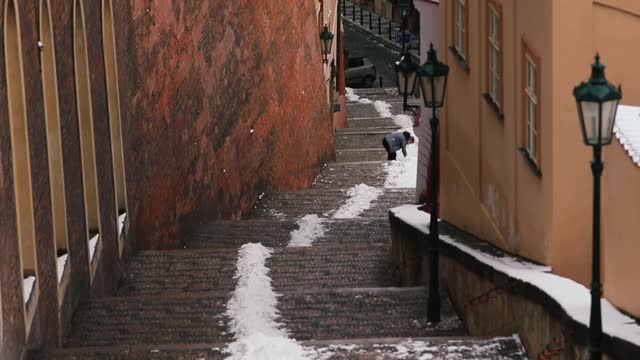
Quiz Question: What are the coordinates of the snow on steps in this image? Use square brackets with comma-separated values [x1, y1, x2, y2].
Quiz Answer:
[40, 336, 527, 359]
[248, 188, 416, 219]
[118, 245, 395, 296]
[63, 287, 463, 348]
[182, 218, 392, 249]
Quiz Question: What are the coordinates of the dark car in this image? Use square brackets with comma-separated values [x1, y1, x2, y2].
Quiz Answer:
[345, 57, 377, 88]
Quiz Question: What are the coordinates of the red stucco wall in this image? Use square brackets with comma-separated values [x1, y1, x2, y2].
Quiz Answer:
[113, 1, 335, 249]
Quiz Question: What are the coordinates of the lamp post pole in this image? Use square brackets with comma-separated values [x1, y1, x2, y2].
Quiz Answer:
[573, 54, 622, 360]
[590, 143, 603, 360]
[427, 102, 441, 322]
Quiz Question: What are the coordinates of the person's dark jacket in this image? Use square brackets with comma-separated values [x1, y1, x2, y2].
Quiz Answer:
[384, 131, 409, 157]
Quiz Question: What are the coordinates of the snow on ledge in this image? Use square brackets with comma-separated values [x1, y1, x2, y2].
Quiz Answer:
[23, 276, 35, 304]
[118, 212, 127, 237]
[614, 105, 640, 167]
[391, 204, 640, 347]
[57, 254, 68, 283]
[89, 234, 100, 261]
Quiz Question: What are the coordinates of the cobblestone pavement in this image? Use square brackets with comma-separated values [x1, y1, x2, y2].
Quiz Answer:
[49, 89, 528, 359]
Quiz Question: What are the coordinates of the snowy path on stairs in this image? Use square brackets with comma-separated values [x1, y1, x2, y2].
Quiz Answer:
[42, 88, 527, 359]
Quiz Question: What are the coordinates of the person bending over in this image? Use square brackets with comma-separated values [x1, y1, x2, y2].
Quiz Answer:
[382, 131, 414, 161]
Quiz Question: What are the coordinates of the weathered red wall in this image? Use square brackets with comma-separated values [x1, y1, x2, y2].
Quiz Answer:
[113, 1, 335, 249]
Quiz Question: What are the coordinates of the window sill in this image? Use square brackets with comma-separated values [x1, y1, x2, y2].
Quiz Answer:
[449, 46, 470, 72]
[482, 93, 504, 120]
[518, 147, 542, 177]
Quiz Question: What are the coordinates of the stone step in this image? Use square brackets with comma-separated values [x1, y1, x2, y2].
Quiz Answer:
[347, 117, 399, 128]
[41, 336, 528, 359]
[182, 218, 391, 249]
[336, 148, 389, 162]
[248, 188, 416, 219]
[305, 336, 528, 359]
[346, 102, 406, 119]
[118, 245, 394, 296]
[336, 131, 390, 150]
[64, 287, 464, 348]
[337, 125, 399, 133]
[312, 161, 387, 189]
[64, 294, 232, 348]
[280, 287, 465, 341]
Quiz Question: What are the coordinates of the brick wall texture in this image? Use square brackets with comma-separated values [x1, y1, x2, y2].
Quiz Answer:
[114, 1, 335, 249]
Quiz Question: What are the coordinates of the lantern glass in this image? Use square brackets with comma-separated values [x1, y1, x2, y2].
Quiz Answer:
[396, 67, 417, 96]
[419, 73, 447, 108]
[573, 54, 622, 146]
[395, 55, 419, 97]
[579, 99, 619, 145]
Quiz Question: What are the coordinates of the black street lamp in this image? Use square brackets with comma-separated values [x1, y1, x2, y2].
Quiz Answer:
[417, 43, 449, 323]
[394, 54, 419, 111]
[320, 24, 334, 64]
[573, 54, 622, 360]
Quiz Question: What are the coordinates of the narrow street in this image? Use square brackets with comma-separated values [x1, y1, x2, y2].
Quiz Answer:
[344, 22, 400, 88]
[43, 89, 526, 359]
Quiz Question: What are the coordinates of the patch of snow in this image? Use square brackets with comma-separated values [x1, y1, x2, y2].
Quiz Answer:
[345, 87, 372, 104]
[57, 254, 68, 283]
[23, 276, 35, 304]
[225, 243, 308, 359]
[331, 184, 383, 219]
[89, 234, 99, 261]
[392, 114, 414, 130]
[391, 204, 640, 347]
[269, 209, 285, 218]
[118, 212, 127, 237]
[374, 100, 393, 117]
[614, 105, 640, 167]
[384, 143, 418, 188]
[288, 215, 327, 247]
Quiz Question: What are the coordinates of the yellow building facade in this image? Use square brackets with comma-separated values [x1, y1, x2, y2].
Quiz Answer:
[438, 0, 640, 317]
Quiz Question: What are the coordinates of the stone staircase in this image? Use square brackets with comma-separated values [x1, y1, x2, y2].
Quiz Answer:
[41, 88, 528, 359]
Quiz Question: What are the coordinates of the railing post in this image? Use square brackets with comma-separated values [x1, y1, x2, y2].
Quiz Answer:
[343, 0, 346, 16]
[388, 21, 392, 40]
[360, 6, 363, 24]
[369, 10, 373, 30]
[378, 16, 382, 35]
[352, 2, 356, 21]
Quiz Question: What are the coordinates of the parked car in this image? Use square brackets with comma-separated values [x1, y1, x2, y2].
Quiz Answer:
[345, 57, 377, 88]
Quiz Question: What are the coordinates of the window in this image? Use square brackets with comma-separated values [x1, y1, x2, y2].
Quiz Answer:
[454, 0, 467, 59]
[522, 42, 540, 165]
[487, 0, 502, 107]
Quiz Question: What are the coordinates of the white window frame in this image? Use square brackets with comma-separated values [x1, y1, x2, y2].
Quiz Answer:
[488, 3, 501, 106]
[524, 54, 538, 163]
[455, 0, 466, 59]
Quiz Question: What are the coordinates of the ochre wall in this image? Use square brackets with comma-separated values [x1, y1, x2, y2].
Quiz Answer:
[592, 0, 640, 317]
[438, 0, 640, 317]
[439, 0, 553, 265]
[113, 1, 335, 249]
